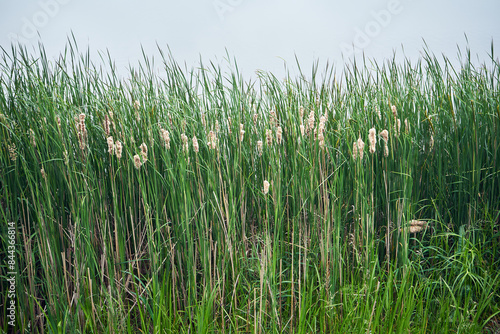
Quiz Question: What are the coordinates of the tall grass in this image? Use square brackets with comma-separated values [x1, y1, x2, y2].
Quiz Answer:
[1, 41, 499, 333]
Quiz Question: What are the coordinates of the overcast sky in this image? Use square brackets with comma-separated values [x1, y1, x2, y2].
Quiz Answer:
[1, 0, 499, 79]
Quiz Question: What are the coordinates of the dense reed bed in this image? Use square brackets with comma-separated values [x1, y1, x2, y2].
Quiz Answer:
[1, 42, 499, 333]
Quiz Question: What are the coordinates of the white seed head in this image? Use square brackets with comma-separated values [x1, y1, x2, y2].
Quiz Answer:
[8, 144, 17, 162]
[107, 136, 115, 155]
[181, 133, 189, 152]
[192, 135, 199, 153]
[266, 129, 273, 146]
[308, 110, 315, 133]
[208, 130, 217, 150]
[368, 128, 377, 154]
[115, 141, 123, 159]
[133, 154, 142, 169]
[257, 140, 263, 156]
[380, 129, 389, 143]
[263, 180, 270, 195]
[300, 124, 305, 137]
[140, 143, 148, 162]
[357, 136, 365, 160]
[160, 128, 170, 149]
[391, 105, 397, 118]
[239, 123, 245, 142]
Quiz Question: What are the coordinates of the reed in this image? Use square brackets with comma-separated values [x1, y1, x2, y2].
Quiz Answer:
[0, 41, 499, 333]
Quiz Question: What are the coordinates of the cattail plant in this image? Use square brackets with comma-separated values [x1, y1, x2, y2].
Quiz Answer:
[140, 143, 148, 162]
[8, 144, 17, 162]
[266, 129, 273, 146]
[257, 140, 263, 156]
[239, 123, 245, 142]
[107, 136, 115, 155]
[368, 128, 377, 154]
[357, 136, 365, 160]
[181, 133, 189, 152]
[269, 109, 276, 127]
[103, 115, 111, 137]
[263, 180, 270, 195]
[160, 128, 170, 149]
[395, 119, 401, 137]
[77, 113, 87, 151]
[133, 154, 142, 169]
[115, 141, 123, 159]
[207, 130, 217, 150]
[276, 126, 283, 144]
[307, 110, 315, 134]
[391, 105, 397, 118]
[380, 129, 389, 157]
[192, 135, 199, 153]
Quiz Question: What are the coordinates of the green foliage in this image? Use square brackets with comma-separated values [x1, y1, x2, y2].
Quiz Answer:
[1, 41, 499, 333]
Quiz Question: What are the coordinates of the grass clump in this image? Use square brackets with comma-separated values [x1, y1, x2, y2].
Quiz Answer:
[1, 42, 499, 333]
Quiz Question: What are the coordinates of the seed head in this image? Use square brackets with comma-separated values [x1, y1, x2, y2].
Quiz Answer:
[201, 113, 206, 128]
[269, 109, 276, 127]
[257, 140, 263, 156]
[115, 141, 122, 159]
[107, 136, 115, 155]
[103, 115, 110, 136]
[300, 124, 305, 137]
[8, 144, 17, 162]
[318, 132, 325, 149]
[380, 129, 389, 143]
[391, 105, 397, 118]
[208, 130, 217, 150]
[134, 100, 140, 109]
[404, 118, 409, 133]
[299, 105, 305, 121]
[253, 113, 259, 127]
[263, 180, 270, 195]
[181, 133, 189, 152]
[352, 141, 358, 160]
[368, 128, 377, 154]
[266, 129, 273, 146]
[375, 105, 381, 119]
[192, 135, 199, 153]
[140, 143, 148, 162]
[239, 123, 245, 142]
[276, 126, 283, 144]
[133, 154, 142, 169]
[308, 110, 315, 133]
[357, 136, 365, 160]
[429, 134, 434, 150]
[408, 220, 427, 233]
[41, 168, 46, 179]
[395, 119, 401, 137]
[160, 128, 170, 149]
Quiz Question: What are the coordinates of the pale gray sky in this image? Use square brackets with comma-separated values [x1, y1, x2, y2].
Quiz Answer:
[1, 0, 499, 79]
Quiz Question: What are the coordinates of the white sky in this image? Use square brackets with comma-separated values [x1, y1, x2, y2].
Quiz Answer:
[1, 0, 499, 79]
